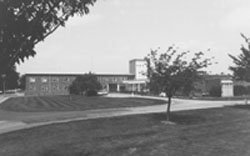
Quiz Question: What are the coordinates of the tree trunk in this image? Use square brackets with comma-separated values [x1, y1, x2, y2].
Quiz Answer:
[166, 96, 171, 121]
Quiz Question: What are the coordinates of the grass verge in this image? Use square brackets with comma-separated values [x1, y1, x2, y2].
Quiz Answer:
[0, 105, 250, 156]
[0, 95, 166, 112]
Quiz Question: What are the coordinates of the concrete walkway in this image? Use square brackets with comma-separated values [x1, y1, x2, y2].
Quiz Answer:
[0, 94, 247, 135]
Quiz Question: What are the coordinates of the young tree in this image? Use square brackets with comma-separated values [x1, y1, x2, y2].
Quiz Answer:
[0, 0, 96, 75]
[69, 73, 102, 96]
[145, 46, 212, 121]
[229, 34, 250, 81]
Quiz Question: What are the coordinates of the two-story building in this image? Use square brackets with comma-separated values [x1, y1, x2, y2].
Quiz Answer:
[25, 59, 147, 96]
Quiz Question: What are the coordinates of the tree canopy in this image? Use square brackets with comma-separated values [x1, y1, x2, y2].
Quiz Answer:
[69, 73, 102, 96]
[0, 66, 19, 92]
[229, 34, 250, 81]
[145, 46, 212, 121]
[0, 0, 96, 75]
[19, 74, 26, 90]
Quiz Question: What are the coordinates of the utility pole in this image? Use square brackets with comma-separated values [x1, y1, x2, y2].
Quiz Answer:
[1, 74, 6, 94]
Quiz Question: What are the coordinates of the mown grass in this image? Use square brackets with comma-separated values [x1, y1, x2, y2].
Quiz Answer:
[0, 95, 166, 112]
[0, 105, 250, 156]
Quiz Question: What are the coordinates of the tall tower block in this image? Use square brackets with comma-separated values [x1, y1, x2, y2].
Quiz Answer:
[129, 59, 147, 80]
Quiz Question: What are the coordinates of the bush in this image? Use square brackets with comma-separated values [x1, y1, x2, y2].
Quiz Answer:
[209, 86, 221, 97]
[234, 85, 247, 96]
[69, 73, 102, 96]
[246, 86, 250, 95]
[85, 90, 98, 96]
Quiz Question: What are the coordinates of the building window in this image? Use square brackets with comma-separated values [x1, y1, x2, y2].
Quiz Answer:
[52, 77, 59, 82]
[41, 85, 49, 92]
[29, 77, 36, 83]
[41, 77, 48, 83]
[62, 77, 70, 82]
[52, 84, 59, 91]
[29, 86, 36, 91]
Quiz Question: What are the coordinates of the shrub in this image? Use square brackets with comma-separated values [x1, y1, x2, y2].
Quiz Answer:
[246, 86, 250, 95]
[234, 85, 247, 96]
[69, 73, 102, 96]
[209, 86, 221, 97]
[85, 90, 98, 96]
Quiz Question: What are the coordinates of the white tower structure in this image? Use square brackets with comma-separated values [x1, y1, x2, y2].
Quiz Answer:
[129, 59, 147, 80]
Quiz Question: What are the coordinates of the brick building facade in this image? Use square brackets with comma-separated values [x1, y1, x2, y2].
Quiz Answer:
[25, 73, 134, 96]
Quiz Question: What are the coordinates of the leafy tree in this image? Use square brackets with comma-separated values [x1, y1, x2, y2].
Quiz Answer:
[19, 74, 26, 90]
[0, 0, 96, 75]
[0, 66, 19, 92]
[229, 34, 250, 81]
[145, 46, 212, 121]
[209, 86, 222, 97]
[69, 73, 101, 96]
[233, 85, 247, 96]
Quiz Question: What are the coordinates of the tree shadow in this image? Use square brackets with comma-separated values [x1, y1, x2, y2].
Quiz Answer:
[226, 104, 250, 111]
[150, 112, 207, 125]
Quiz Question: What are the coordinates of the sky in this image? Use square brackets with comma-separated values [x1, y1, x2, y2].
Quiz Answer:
[17, 0, 250, 75]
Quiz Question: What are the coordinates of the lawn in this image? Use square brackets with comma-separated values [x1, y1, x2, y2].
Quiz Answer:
[0, 95, 166, 112]
[0, 105, 250, 156]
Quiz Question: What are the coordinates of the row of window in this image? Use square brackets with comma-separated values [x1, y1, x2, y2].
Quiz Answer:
[29, 85, 68, 91]
[29, 76, 133, 84]
[98, 76, 130, 82]
[29, 77, 72, 83]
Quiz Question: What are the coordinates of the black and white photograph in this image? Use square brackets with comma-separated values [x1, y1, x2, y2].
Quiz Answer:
[1, 0, 250, 155]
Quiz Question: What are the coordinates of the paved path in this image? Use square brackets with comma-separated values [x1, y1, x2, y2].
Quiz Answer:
[0, 94, 247, 134]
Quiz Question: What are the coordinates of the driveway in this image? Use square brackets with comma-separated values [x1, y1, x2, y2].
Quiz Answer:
[0, 93, 247, 134]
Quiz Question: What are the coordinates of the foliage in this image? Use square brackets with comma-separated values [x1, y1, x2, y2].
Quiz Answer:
[233, 85, 250, 96]
[85, 90, 98, 96]
[145, 46, 212, 120]
[209, 86, 222, 97]
[229, 34, 250, 81]
[19, 75, 26, 90]
[0, 66, 20, 91]
[69, 73, 101, 96]
[0, 0, 96, 75]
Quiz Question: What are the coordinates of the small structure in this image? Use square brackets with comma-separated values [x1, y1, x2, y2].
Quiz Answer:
[221, 80, 234, 97]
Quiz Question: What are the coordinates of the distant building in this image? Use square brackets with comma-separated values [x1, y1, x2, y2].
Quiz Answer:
[25, 59, 148, 96]
[221, 80, 233, 97]
[25, 59, 234, 97]
[194, 74, 233, 97]
[25, 73, 134, 96]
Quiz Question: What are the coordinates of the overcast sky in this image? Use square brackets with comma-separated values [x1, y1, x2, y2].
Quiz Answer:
[17, 0, 250, 75]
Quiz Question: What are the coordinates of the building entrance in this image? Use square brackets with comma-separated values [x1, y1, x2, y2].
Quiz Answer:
[109, 84, 118, 92]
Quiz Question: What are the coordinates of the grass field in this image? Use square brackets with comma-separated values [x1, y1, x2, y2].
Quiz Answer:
[0, 105, 250, 156]
[0, 95, 166, 112]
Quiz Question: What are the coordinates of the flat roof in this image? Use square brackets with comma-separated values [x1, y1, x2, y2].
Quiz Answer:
[129, 59, 145, 62]
[25, 73, 135, 77]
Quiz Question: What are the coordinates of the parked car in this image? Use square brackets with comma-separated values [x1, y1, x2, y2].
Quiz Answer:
[97, 90, 109, 96]
[159, 92, 166, 97]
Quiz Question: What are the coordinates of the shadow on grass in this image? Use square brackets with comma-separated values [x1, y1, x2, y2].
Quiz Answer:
[149, 112, 207, 125]
[226, 104, 250, 111]
[41, 149, 92, 156]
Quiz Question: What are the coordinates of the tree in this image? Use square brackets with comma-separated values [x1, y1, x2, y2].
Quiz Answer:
[229, 34, 250, 81]
[145, 46, 212, 121]
[19, 74, 26, 90]
[0, 0, 96, 75]
[69, 73, 101, 96]
[0, 66, 19, 92]
[209, 86, 222, 97]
